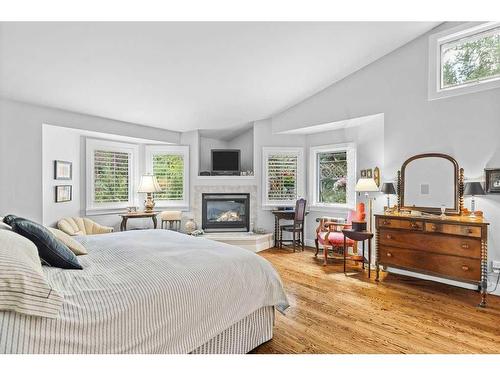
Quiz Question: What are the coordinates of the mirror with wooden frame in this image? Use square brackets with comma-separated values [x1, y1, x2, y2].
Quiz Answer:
[398, 153, 464, 215]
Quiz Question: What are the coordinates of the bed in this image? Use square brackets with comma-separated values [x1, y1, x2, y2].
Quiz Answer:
[0, 229, 288, 354]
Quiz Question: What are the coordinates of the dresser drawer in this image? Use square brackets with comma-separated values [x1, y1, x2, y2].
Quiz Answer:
[379, 230, 481, 259]
[424, 222, 482, 238]
[379, 246, 480, 282]
[377, 218, 423, 231]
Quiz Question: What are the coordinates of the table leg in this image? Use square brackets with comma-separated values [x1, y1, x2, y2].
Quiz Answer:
[343, 236, 346, 273]
[152, 215, 157, 229]
[121, 218, 128, 231]
[368, 237, 372, 279]
[275, 216, 280, 248]
[362, 241, 365, 270]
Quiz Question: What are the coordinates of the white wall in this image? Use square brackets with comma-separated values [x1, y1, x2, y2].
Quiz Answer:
[41, 124, 171, 230]
[0, 98, 180, 223]
[270, 22, 500, 271]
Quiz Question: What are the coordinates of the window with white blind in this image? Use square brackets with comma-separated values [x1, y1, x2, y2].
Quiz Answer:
[262, 147, 304, 207]
[309, 143, 356, 210]
[86, 138, 138, 212]
[145, 145, 189, 209]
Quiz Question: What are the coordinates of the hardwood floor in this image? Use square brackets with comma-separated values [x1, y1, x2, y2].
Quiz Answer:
[251, 247, 500, 354]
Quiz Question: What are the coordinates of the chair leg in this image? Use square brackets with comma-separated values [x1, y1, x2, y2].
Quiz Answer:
[314, 238, 319, 257]
[323, 245, 328, 266]
[292, 231, 296, 252]
[279, 228, 282, 249]
[301, 229, 305, 251]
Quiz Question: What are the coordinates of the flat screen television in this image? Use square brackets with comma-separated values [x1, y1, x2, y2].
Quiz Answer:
[211, 149, 240, 174]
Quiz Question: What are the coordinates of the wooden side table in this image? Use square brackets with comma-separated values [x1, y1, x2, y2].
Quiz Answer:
[119, 211, 159, 231]
[342, 229, 374, 278]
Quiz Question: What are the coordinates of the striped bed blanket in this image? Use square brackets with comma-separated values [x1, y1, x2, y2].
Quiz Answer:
[0, 230, 288, 354]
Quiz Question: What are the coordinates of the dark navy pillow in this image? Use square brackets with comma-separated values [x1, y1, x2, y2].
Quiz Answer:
[11, 218, 82, 270]
[3, 214, 23, 226]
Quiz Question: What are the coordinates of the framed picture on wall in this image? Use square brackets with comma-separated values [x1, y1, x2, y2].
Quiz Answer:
[55, 185, 72, 203]
[54, 160, 72, 180]
[485, 169, 500, 193]
[366, 169, 373, 178]
[360, 170, 367, 178]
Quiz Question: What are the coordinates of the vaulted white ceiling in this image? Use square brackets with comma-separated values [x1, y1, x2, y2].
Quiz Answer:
[0, 22, 439, 132]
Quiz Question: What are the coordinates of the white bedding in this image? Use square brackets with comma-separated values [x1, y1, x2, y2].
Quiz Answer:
[0, 229, 288, 354]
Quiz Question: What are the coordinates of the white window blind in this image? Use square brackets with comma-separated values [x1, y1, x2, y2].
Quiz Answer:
[86, 138, 138, 213]
[93, 150, 130, 203]
[153, 154, 184, 200]
[262, 147, 304, 207]
[145, 145, 189, 208]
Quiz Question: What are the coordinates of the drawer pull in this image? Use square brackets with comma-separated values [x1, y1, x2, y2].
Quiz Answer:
[463, 228, 474, 234]
[430, 224, 437, 231]
[386, 234, 393, 240]
[461, 243, 469, 249]
[461, 265, 469, 271]
[382, 220, 391, 225]
[386, 252, 393, 257]
[410, 222, 419, 229]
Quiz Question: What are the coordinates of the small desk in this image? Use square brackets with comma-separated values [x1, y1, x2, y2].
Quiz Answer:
[119, 211, 159, 231]
[342, 229, 374, 278]
[271, 210, 309, 247]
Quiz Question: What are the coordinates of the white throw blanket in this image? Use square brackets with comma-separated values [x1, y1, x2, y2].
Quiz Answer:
[0, 230, 288, 353]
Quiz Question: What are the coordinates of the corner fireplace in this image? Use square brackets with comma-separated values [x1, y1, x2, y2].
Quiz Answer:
[202, 193, 250, 232]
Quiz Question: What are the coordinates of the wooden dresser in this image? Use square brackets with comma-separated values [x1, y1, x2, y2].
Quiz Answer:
[375, 213, 489, 307]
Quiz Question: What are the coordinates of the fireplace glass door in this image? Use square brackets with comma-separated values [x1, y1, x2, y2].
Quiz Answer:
[202, 193, 250, 232]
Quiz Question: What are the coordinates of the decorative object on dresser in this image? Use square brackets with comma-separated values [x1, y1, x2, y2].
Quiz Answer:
[464, 182, 485, 217]
[381, 182, 397, 213]
[55, 185, 72, 203]
[355, 177, 379, 232]
[376, 153, 489, 307]
[160, 210, 182, 231]
[54, 160, 72, 180]
[484, 168, 500, 193]
[119, 211, 159, 231]
[137, 174, 162, 211]
[279, 198, 307, 252]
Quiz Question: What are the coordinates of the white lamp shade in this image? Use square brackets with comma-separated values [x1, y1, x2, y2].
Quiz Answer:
[137, 174, 162, 193]
[355, 178, 379, 192]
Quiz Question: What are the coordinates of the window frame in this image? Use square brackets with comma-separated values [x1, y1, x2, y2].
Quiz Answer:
[262, 146, 305, 208]
[86, 138, 139, 214]
[428, 22, 500, 100]
[144, 145, 190, 210]
[309, 143, 356, 211]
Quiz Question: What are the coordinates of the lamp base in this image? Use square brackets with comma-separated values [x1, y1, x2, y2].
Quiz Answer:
[144, 193, 155, 212]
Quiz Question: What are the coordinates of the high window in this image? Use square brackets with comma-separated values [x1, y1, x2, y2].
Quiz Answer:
[429, 22, 500, 100]
[145, 145, 189, 209]
[262, 147, 305, 207]
[309, 144, 356, 209]
[86, 138, 138, 212]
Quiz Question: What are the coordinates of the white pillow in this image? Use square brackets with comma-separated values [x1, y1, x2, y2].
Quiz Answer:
[0, 230, 64, 318]
[48, 227, 88, 255]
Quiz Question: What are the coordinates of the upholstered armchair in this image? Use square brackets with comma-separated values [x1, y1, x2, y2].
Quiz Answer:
[315, 203, 366, 266]
[57, 217, 114, 236]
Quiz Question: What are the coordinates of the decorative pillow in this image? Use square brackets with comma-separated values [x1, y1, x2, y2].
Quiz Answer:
[11, 218, 83, 270]
[0, 217, 12, 231]
[48, 228, 88, 256]
[3, 214, 21, 226]
[0, 229, 64, 318]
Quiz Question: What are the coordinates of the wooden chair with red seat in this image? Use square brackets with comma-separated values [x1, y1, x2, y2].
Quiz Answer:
[315, 203, 366, 265]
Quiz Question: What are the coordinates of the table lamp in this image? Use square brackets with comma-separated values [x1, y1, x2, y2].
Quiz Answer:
[137, 174, 162, 212]
[380, 182, 396, 213]
[355, 178, 379, 232]
[464, 182, 485, 217]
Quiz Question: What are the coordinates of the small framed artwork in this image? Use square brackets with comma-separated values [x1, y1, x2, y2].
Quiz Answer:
[54, 160, 72, 180]
[360, 170, 367, 178]
[55, 185, 72, 203]
[366, 169, 373, 178]
[485, 169, 500, 193]
[373, 167, 380, 187]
